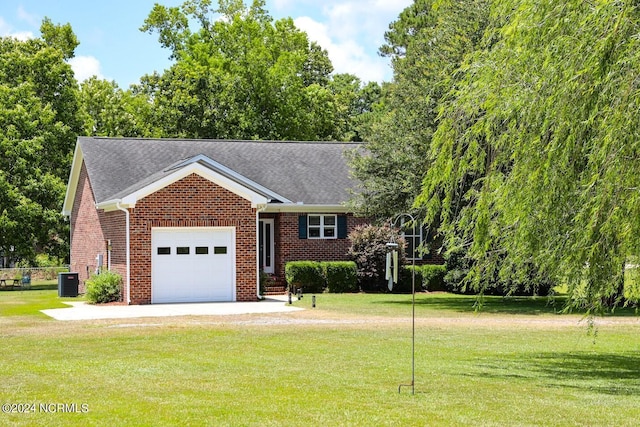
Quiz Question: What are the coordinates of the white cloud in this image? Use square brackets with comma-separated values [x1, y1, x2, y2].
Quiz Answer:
[17, 6, 39, 28]
[7, 30, 33, 41]
[272, 0, 294, 9]
[67, 56, 104, 82]
[0, 16, 34, 40]
[294, 17, 331, 50]
[324, 0, 412, 47]
[291, 1, 412, 82]
[294, 14, 388, 83]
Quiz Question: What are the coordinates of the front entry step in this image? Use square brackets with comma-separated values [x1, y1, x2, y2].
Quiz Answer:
[264, 285, 287, 295]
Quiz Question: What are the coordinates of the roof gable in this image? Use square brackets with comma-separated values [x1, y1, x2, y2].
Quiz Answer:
[163, 154, 291, 203]
[63, 137, 362, 214]
[97, 158, 273, 210]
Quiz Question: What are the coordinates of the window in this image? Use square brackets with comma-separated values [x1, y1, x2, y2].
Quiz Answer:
[308, 215, 337, 239]
[176, 247, 190, 255]
[157, 247, 171, 255]
[195, 246, 209, 255]
[401, 221, 423, 261]
[214, 246, 227, 254]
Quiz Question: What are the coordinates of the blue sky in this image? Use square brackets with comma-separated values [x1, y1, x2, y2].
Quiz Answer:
[0, 0, 412, 88]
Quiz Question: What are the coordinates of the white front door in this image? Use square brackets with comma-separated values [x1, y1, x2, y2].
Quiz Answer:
[259, 219, 274, 274]
[151, 227, 235, 303]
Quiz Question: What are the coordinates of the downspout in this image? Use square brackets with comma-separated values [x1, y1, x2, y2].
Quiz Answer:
[107, 239, 112, 271]
[256, 203, 268, 300]
[116, 202, 131, 305]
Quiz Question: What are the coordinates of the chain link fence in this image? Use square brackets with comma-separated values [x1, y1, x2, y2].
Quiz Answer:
[0, 266, 70, 281]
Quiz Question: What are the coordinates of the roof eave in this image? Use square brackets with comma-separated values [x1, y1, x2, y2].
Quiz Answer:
[263, 203, 352, 213]
[61, 141, 83, 217]
[95, 199, 127, 212]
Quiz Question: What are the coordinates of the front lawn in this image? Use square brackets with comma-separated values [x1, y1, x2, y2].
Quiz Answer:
[1, 290, 639, 426]
[0, 281, 76, 318]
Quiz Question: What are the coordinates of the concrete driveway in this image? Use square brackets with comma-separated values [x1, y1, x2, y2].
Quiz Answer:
[42, 296, 302, 321]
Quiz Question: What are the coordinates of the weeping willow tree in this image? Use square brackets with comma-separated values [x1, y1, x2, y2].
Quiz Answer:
[418, 0, 640, 312]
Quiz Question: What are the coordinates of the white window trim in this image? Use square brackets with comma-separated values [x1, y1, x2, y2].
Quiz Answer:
[308, 214, 337, 239]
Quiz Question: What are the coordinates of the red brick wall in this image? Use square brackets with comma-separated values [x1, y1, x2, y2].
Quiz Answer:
[272, 213, 369, 282]
[72, 166, 384, 303]
[70, 162, 103, 291]
[128, 173, 257, 304]
[70, 163, 127, 294]
[101, 211, 127, 293]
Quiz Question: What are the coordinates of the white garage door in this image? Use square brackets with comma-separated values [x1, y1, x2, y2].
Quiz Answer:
[151, 227, 235, 303]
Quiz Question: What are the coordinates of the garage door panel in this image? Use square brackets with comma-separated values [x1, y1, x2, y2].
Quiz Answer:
[151, 227, 235, 303]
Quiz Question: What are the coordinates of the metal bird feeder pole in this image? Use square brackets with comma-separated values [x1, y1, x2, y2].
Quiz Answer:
[392, 213, 416, 396]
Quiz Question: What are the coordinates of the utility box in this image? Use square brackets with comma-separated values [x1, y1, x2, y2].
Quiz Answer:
[58, 272, 79, 297]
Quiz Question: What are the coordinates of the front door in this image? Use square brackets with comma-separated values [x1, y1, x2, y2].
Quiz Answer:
[259, 219, 274, 274]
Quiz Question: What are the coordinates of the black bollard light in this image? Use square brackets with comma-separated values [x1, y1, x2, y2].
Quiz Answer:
[312, 295, 316, 308]
[288, 291, 292, 305]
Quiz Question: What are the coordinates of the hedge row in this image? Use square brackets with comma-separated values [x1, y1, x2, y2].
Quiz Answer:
[285, 261, 358, 293]
[394, 264, 447, 293]
[285, 261, 447, 294]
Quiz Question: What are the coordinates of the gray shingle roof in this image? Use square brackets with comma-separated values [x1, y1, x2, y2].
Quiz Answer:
[78, 137, 362, 206]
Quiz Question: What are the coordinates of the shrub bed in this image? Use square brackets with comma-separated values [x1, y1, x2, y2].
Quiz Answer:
[285, 261, 325, 293]
[393, 266, 419, 293]
[422, 264, 447, 291]
[323, 261, 358, 293]
[285, 260, 447, 295]
[85, 271, 122, 304]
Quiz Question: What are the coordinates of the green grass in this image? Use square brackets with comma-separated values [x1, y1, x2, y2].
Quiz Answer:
[1, 290, 639, 426]
[0, 281, 76, 317]
[292, 291, 639, 317]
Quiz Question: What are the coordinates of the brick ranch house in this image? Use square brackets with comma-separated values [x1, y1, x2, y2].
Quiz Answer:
[62, 137, 378, 304]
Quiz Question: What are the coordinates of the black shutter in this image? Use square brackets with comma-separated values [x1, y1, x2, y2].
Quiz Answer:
[298, 215, 307, 239]
[337, 215, 348, 239]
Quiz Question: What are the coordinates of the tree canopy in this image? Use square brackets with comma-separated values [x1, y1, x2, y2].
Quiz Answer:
[79, 77, 157, 137]
[0, 20, 83, 264]
[137, 0, 376, 141]
[348, 0, 640, 311]
[415, 0, 640, 311]
[348, 0, 489, 220]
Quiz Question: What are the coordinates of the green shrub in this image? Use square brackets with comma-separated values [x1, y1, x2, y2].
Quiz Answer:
[85, 271, 122, 304]
[348, 224, 405, 292]
[394, 265, 447, 293]
[35, 254, 63, 268]
[285, 261, 325, 293]
[323, 261, 358, 293]
[259, 270, 274, 297]
[422, 264, 447, 291]
[443, 247, 473, 293]
[624, 266, 640, 302]
[394, 266, 423, 293]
